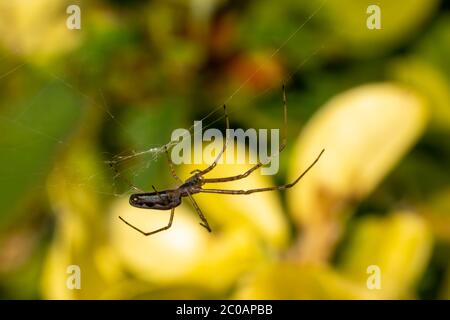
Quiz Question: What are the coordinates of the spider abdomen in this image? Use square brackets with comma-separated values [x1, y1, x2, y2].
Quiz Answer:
[129, 191, 181, 210]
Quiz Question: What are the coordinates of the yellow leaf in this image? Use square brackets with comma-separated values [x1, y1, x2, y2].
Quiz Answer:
[338, 212, 433, 298]
[287, 83, 428, 261]
[234, 262, 375, 299]
[289, 83, 428, 226]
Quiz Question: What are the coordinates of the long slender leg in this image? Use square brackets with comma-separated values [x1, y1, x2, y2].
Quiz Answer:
[198, 149, 324, 195]
[164, 146, 183, 184]
[152, 185, 166, 202]
[202, 162, 263, 183]
[118, 208, 175, 236]
[202, 85, 288, 183]
[192, 104, 230, 176]
[185, 192, 211, 232]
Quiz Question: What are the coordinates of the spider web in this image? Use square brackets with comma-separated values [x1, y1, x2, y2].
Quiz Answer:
[104, 0, 327, 195]
[0, 0, 327, 206]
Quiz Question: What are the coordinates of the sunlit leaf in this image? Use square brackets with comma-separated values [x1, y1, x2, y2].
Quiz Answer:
[234, 262, 375, 299]
[307, 0, 439, 57]
[0, 0, 81, 64]
[287, 83, 429, 260]
[338, 212, 433, 299]
[109, 197, 268, 293]
[42, 140, 112, 299]
[389, 58, 450, 131]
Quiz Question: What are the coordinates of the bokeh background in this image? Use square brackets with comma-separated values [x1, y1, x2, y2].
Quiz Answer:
[0, 0, 449, 299]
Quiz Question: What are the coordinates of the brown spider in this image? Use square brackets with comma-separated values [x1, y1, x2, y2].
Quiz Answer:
[118, 86, 324, 236]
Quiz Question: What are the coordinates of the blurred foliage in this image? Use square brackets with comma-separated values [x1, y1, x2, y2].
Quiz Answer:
[0, 0, 449, 299]
[287, 83, 428, 261]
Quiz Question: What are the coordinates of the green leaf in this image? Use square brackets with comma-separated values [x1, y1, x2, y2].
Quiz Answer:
[0, 75, 84, 229]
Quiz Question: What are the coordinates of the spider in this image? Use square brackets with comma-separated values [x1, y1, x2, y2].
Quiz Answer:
[117, 86, 325, 236]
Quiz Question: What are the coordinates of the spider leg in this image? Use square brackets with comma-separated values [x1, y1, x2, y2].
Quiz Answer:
[197, 149, 324, 195]
[185, 191, 212, 232]
[164, 146, 183, 184]
[202, 162, 264, 183]
[118, 208, 175, 236]
[192, 104, 230, 176]
[203, 85, 288, 184]
[152, 185, 166, 202]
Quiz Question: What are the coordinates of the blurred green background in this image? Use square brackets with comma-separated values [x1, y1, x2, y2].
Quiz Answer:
[0, 0, 449, 299]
